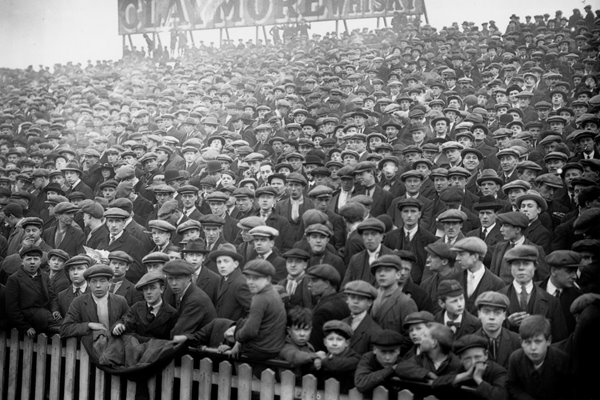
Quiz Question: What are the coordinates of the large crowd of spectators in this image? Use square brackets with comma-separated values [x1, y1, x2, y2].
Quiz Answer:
[0, 5, 599, 400]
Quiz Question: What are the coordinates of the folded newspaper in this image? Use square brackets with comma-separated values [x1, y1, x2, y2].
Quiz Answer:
[83, 246, 110, 264]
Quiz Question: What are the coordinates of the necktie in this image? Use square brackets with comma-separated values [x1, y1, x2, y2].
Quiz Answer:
[480, 227, 487, 240]
[508, 241, 516, 249]
[488, 337, 497, 360]
[286, 279, 298, 296]
[446, 320, 459, 333]
[519, 284, 529, 311]
[55, 229, 66, 247]
[147, 305, 156, 321]
[175, 297, 182, 309]
[109, 235, 116, 245]
[554, 289, 561, 298]
[74, 288, 81, 297]
[467, 273, 476, 297]
[256, 254, 264, 260]
[109, 282, 116, 293]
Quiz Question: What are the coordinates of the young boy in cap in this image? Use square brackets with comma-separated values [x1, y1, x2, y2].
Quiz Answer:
[226, 259, 286, 360]
[47, 248, 71, 295]
[279, 306, 318, 375]
[5, 245, 61, 336]
[279, 248, 312, 309]
[419, 242, 458, 314]
[209, 243, 251, 321]
[507, 315, 572, 400]
[181, 239, 220, 304]
[248, 225, 287, 281]
[60, 264, 130, 338]
[141, 252, 170, 274]
[394, 322, 462, 382]
[433, 334, 508, 400]
[123, 271, 178, 340]
[51, 255, 92, 318]
[107, 251, 143, 306]
[355, 329, 405, 395]
[148, 219, 176, 253]
[342, 280, 382, 355]
[435, 279, 481, 339]
[473, 291, 520, 368]
[402, 311, 435, 359]
[313, 320, 360, 392]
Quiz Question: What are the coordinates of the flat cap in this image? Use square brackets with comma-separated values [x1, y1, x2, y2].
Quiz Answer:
[356, 218, 386, 234]
[475, 291, 510, 310]
[254, 186, 278, 197]
[322, 320, 353, 339]
[439, 186, 465, 203]
[546, 250, 581, 268]
[453, 334, 489, 354]
[400, 170, 424, 181]
[19, 244, 43, 258]
[338, 202, 367, 220]
[447, 166, 471, 178]
[142, 252, 170, 264]
[371, 329, 405, 349]
[176, 219, 201, 234]
[208, 243, 243, 262]
[181, 239, 210, 254]
[47, 249, 70, 262]
[396, 198, 423, 211]
[370, 254, 402, 272]
[177, 185, 199, 195]
[496, 211, 529, 228]
[151, 184, 176, 194]
[83, 264, 114, 280]
[403, 311, 435, 329]
[81, 201, 104, 219]
[108, 250, 132, 264]
[21, 217, 43, 229]
[473, 195, 504, 211]
[353, 161, 376, 174]
[63, 255, 92, 271]
[282, 248, 310, 260]
[343, 280, 378, 299]
[198, 214, 225, 227]
[243, 259, 276, 278]
[232, 187, 255, 198]
[505, 245, 539, 262]
[437, 209, 467, 223]
[516, 190, 548, 211]
[249, 225, 279, 238]
[308, 185, 333, 198]
[163, 260, 195, 276]
[425, 242, 456, 261]
[437, 279, 464, 298]
[307, 264, 341, 286]
[286, 172, 308, 185]
[305, 223, 332, 237]
[451, 237, 488, 256]
[148, 219, 176, 232]
[535, 173, 564, 189]
[573, 208, 600, 235]
[502, 180, 532, 194]
[237, 216, 265, 230]
[205, 191, 229, 203]
[54, 202, 79, 214]
[135, 271, 166, 290]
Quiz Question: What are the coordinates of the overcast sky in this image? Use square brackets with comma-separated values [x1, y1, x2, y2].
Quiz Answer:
[0, 0, 590, 69]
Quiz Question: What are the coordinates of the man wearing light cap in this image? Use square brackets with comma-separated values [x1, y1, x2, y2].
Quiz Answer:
[249, 225, 286, 281]
[451, 237, 504, 314]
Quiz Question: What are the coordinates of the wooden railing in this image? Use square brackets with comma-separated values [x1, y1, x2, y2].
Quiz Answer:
[0, 329, 428, 400]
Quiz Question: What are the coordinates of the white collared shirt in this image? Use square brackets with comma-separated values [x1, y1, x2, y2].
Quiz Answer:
[148, 300, 163, 317]
[467, 265, 485, 297]
[367, 245, 382, 265]
[546, 279, 560, 297]
[403, 225, 418, 242]
[351, 311, 367, 331]
[512, 280, 534, 295]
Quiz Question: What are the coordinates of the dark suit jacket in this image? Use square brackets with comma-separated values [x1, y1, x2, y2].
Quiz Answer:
[459, 268, 505, 315]
[489, 239, 549, 284]
[168, 283, 216, 336]
[263, 212, 295, 252]
[60, 293, 129, 337]
[124, 300, 178, 340]
[523, 219, 552, 254]
[274, 197, 315, 243]
[68, 180, 94, 199]
[278, 276, 313, 309]
[132, 195, 154, 226]
[387, 194, 435, 232]
[474, 327, 521, 369]
[434, 310, 481, 339]
[5, 269, 54, 331]
[342, 314, 382, 355]
[343, 230, 365, 264]
[113, 279, 144, 306]
[194, 266, 221, 305]
[53, 285, 89, 316]
[310, 292, 351, 351]
[215, 268, 252, 321]
[466, 223, 503, 248]
[85, 224, 109, 249]
[538, 278, 581, 334]
[500, 283, 568, 342]
[341, 245, 396, 287]
[98, 231, 147, 283]
[383, 227, 439, 284]
[42, 224, 85, 257]
[371, 286, 418, 335]
[353, 185, 393, 217]
[403, 280, 435, 313]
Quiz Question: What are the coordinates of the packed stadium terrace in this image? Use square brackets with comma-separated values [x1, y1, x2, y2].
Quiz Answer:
[0, 6, 599, 400]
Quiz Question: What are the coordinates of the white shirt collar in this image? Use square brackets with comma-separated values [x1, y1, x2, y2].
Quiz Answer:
[443, 311, 463, 325]
[74, 282, 88, 293]
[513, 280, 534, 294]
[546, 279, 560, 296]
[367, 245, 382, 256]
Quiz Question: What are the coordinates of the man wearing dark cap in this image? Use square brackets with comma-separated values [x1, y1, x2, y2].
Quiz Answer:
[107, 251, 143, 306]
[433, 334, 508, 400]
[499, 246, 568, 342]
[123, 271, 178, 340]
[306, 263, 350, 351]
[60, 264, 130, 338]
[352, 161, 393, 217]
[5, 245, 61, 336]
[305, 223, 346, 278]
[538, 250, 582, 334]
[274, 172, 314, 243]
[307, 185, 346, 250]
[198, 214, 229, 253]
[420, 242, 459, 314]
[81, 201, 108, 249]
[63, 163, 94, 200]
[434, 279, 481, 339]
[355, 329, 405, 395]
[209, 243, 251, 320]
[467, 196, 504, 247]
[181, 239, 220, 304]
[342, 218, 395, 287]
[3, 203, 26, 257]
[253, 186, 294, 252]
[279, 248, 312, 309]
[163, 259, 216, 336]
[52, 255, 92, 318]
[341, 280, 382, 355]
[41, 202, 84, 257]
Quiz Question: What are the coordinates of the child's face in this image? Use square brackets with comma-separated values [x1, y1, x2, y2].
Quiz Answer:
[522, 334, 550, 365]
[48, 256, 65, 271]
[373, 347, 400, 368]
[408, 323, 428, 344]
[324, 332, 349, 355]
[419, 331, 436, 352]
[478, 306, 506, 333]
[442, 294, 465, 318]
[288, 325, 312, 346]
[345, 294, 372, 315]
[245, 275, 270, 294]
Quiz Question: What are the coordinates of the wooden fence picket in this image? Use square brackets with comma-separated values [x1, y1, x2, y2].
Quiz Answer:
[348, 388, 364, 400]
[217, 360, 232, 400]
[279, 370, 296, 400]
[49, 334, 62, 400]
[64, 338, 77, 400]
[20, 335, 33, 400]
[34, 334, 47, 400]
[259, 368, 275, 400]
[78, 343, 90, 400]
[373, 386, 389, 400]
[301, 374, 317, 400]
[147, 375, 157, 400]
[94, 368, 106, 400]
[324, 378, 340, 400]
[126, 379, 136, 399]
[397, 389, 415, 400]
[180, 355, 194, 400]
[160, 360, 175, 400]
[7, 329, 19, 400]
[110, 374, 121, 400]
[198, 358, 213, 400]
[236, 363, 253, 400]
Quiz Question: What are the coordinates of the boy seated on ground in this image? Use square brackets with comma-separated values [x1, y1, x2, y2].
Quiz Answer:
[279, 306, 318, 375]
[435, 279, 481, 339]
[432, 334, 508, 400]
[394, 322, 462, 382]
[354, 329, 405, 395]
[507, 315, 572, 400]
[313, 320, 361, 392]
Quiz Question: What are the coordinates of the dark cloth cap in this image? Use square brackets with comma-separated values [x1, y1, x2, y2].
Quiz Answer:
[475, 291, 510, 310]
[439, 187, 465, 203]
[437, 208, 467, 223]
[322, 320, 353, 339]
[19, 244, 43, 258]
[403, 311, 435, 329]
[308, 185, 333, 198]
[209, 243, 243, 262]
[437, 279, 464, 298]
[54, 202, 79, 214]
[243, 259, 276, 278]
[181, 239, 210, 254]
[21, 217, 43, 229]
[356, 218, 386, 234]
[286, 172, 308, 186]
[451, 237, 488, 257]
[64, 255, 92, 270]
[505, 245, 539, 262]
[396, 198, 423, 211]
[282, 248, 310, 260]
[198, 214, 225, 227]
[108, 250, 132, 264]
[571, 239, 600, 253]
[573, 208, 600, 235]
[135, 271, 166, 290]
[148, 219, 176, 232]
[343, 280, 378, 299]
[425, 242, 456, 261]
[142, 252, 170, 264]
[473, 195, 504, 211]
[338, 202, 366, 220]
[546, 250, 581, 268]
[163, 260, 195, 276]
[497, 211, 529, 228]
[370, 254, 402, 272]
[47, 249, 70, 262]
[205, 191, 229, 203]
[353, 161, 376, 174]
[305, 223, 332, 237]
[176, 219, 201, 234]
[371, 329, 405, 349]
[254, 186, 278, 197]
[307, 264, 341, 286]
[453, 334, 489, 354]
[83, 264, 114, 280]
[81, 201, 104, 219]
[516, 190, 548, 212]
